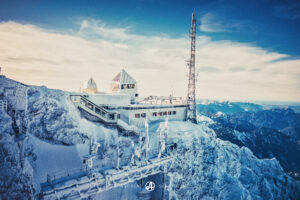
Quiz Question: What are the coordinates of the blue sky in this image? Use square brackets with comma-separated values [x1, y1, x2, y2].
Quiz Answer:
[1, 0, 299, 56]
[0, 0, 299, 102]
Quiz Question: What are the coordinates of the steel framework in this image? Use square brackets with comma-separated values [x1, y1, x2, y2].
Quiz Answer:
[186, 10, 197, 123]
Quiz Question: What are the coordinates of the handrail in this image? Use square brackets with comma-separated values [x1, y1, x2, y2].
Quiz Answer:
[70, 95, 117, 115]
[70, 94, 141, 135]
[70, 95, 119, 123]
[40, 156, 174, 199]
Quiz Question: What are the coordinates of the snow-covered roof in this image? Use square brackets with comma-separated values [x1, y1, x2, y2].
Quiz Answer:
[82, 77, 98, 89]
[112, 69, 136, 84]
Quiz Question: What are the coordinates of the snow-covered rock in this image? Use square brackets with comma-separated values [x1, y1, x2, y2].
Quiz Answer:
[0, 111, 34, 199]
[166, 121, 300, 200]
[1, 82, 299, 199]
[27, 86, 92, 145]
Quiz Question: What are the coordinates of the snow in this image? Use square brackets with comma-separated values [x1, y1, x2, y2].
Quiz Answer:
[216, 111, 224, 116]
[165, 121, 300, 199]
[28, 134, 89, 189]
[1, 81, 299, 199]
[197, 114, 214, 125]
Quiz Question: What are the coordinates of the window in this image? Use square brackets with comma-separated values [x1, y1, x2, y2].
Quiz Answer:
[158, 112, 162, 116]
[173, 111, 176, 115]
[108, 114, 115, 120]
[141, 113, 146, 118]
[87, 103, 94, 110]
[117, 114, 120, 119]
[135, 114, 140, 118]
[163, 112, 167, 115]
[153, 112, 157, 117]
[168, 111, 172, 115]
[135, 93, 138, 97]
[80, 99, 87, 105]
[121, 84, 124, 89]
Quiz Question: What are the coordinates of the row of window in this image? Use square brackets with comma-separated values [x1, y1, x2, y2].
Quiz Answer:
[121, 84, 135, 89]
[135, 113, 146, 118]
[135, 111, 177, 118]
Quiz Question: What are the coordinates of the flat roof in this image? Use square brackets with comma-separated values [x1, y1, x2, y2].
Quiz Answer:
[107, 104, 187, 110]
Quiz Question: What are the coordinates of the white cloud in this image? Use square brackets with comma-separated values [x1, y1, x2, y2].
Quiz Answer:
[0, 20, 299, 102]
[199, 13, 243, 33]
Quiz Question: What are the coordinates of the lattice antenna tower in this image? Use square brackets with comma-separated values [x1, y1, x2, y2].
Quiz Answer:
[186, 9, 197, 123]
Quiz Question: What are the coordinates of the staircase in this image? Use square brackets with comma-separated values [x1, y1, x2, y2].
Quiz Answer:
[70, 95, 141, 135]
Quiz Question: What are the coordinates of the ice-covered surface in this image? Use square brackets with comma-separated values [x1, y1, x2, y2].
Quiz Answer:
[1, 82, 300, 199]
[27, 86, 97, 144]
[117, 119, 141, 134]
[27, 134, 88, 189]
[0, 111, 34, 199]
[166, 121, 300, 199]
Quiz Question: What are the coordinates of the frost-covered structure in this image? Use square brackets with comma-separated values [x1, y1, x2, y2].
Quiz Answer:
[73, 69, 187, 128]
[0, 75, 28, 111]
[0, 76, 299, 199]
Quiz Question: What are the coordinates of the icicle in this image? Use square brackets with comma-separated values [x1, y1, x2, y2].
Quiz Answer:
[164, 117, 169, 154]
[158, 123, 165, 159]
[116, 138, 120, 170]
[138, 126, 143, 151]
[91, 137, 100, 155]
[89, 137, 92, 155]
[144, 120, 149, 162]
[130, 141, 135, 166]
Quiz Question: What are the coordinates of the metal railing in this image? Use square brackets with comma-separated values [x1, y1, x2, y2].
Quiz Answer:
[70, 95, 141, 135]
[41, 156, 174, 200]
[70, 95, 119, 124]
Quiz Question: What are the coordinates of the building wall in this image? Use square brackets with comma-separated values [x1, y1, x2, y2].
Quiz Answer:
[123, 106, 186, 128]
[110, 82, 120, 92]
[110, 81, 138, 104]
[119, 87, 138, 104]
[87, 93, 131, 106]
[81, 88, 98, 94]
[117, 109, 130, 124]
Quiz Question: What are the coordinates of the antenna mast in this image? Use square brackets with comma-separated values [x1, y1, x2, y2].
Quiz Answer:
[186, 10, 197, 123]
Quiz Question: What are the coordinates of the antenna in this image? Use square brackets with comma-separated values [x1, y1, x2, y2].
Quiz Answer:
[186, 10, 197, 124]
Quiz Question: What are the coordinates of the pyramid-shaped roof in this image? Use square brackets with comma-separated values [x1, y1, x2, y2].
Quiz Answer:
[112, 69, 136, 84]
[82, 77, 98, 89]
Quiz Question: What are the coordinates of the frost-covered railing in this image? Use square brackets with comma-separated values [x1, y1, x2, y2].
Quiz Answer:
[70, 95, 119, 124]
[117, 119, 142, 135]
[70, 95, 141, 135]
[40, 156, 174, 200]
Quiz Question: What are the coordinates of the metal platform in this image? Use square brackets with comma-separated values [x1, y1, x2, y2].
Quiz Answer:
[40, 156, 173, 200]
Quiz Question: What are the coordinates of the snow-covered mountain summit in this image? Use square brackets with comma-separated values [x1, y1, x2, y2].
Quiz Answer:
[0, 79, 299, 199]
